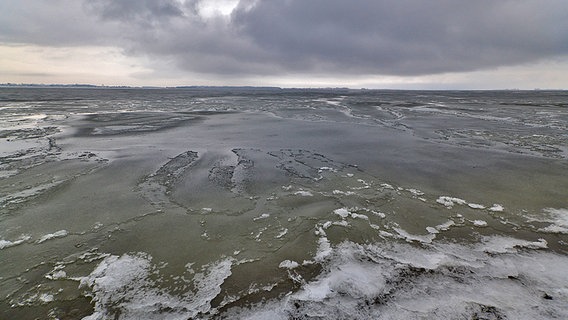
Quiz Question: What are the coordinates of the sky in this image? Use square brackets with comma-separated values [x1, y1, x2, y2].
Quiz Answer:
[1, 0, 568, 89]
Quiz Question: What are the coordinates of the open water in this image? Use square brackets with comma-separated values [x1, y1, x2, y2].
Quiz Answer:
[1, 87, 567, 319]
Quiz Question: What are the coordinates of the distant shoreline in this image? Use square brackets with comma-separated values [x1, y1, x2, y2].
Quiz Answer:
[0, 83, 565, 92]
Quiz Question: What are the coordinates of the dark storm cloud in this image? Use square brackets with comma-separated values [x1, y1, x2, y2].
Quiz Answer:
[2, 0, 568, 77]
[231, 0, 568, 75]
[87, 0, 183, 24]
[0, 1, 102, 45]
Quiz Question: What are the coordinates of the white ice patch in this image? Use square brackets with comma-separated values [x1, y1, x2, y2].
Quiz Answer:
[279, 260, 300, 270]
[331, 207, 370, 221]
[37, 230, 68, 244]
[294, 190, 313, 197]
[437, 196, 490, 211]
[0, 169, 18, 178]
[534, 208, 568, 234]
[380, 183, 395, 190]
[294, 249, 386, 303]
[472, 220, 488, 227]
[275, 228, 288, 239]
[436, 196, 467, 208]
[539, 225, 568, 234]
[253, 213, 270, 221]
[393, 228, 436, 244]
[333, 208, 350, 219]
[426, 227, 439, 234]
[39, 293, 54, 303]
[332, 220, 350, 227]
[332, 189, 356, 196]
[435, 220, 456, 231]
[45, 265, 67, 280]
[406, 188, 424, 196]
[479, 236, 548, 254]
[371, 210, 386, 218]
[468, 203, 486, 209]
[314, 237, 332, 262]
[350, 213, 369, 220]
[315, 225, 326, 237]
[80, 253, 234, 320]
[0, 234, 31, 250]
[0, 180, 64, 205]
[223, 238, 568, 320]
[489, 204, 505, 212]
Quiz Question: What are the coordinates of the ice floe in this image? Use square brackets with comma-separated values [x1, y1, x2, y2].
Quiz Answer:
[37, 230, 69, 244]
[0, 234, 31, 250]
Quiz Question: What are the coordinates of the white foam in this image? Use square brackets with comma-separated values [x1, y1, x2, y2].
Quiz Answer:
[294, 190, 313, 197]
[37, 230, 68, 244]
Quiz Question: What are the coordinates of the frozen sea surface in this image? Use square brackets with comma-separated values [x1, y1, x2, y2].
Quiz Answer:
[1, 88, 567, 319]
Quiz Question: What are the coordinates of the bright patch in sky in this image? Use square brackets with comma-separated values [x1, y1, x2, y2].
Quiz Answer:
[197, 0, 239, 18]
[0, 45, 152, 85]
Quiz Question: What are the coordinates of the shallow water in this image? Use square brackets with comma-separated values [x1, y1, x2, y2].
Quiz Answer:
[1, 88, 567, 319]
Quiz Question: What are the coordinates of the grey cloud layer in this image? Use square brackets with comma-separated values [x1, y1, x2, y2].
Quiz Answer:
[2, 0, 568, 76]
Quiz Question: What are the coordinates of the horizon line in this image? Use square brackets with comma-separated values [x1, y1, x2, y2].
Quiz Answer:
[1, 83, 565, 92]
